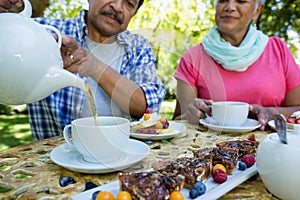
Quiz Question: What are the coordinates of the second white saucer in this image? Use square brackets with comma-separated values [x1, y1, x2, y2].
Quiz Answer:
[200, 118, 261, 133]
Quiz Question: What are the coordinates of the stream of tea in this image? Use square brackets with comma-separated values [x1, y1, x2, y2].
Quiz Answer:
[84, 83, 100, 126]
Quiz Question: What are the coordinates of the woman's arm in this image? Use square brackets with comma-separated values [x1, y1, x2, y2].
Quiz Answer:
[173, 79, 212, 124]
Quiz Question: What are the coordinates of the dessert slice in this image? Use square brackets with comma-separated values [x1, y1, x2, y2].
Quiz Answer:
[118, 171, 185, 200]
[216, 140, 259, 159]
[193, 147, 239, 175]
[130, 111, 173, 134]
[153, 157, 212, 189]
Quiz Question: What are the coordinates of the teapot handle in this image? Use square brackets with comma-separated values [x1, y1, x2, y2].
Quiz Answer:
[40, 24, 63, 48]
[19, 0, 32, 18]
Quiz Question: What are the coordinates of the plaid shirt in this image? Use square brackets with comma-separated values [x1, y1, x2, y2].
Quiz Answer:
[28, 10, 166, 140]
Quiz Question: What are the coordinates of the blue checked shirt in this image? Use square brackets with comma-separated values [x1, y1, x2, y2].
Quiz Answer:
[28, 10, 166, 140]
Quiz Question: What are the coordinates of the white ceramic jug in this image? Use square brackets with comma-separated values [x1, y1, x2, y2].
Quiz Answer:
[0, 0, 85, 105]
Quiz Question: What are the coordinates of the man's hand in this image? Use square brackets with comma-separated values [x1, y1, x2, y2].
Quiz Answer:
[0, 0, 23, 12]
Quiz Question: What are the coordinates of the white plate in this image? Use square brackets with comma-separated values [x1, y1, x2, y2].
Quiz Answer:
[71, 164, 257, 200]
[268, 120, 294, 131]
[130, 121, 186, 140]
[200, 118, 261, 133]
[50, 139, 150, 174]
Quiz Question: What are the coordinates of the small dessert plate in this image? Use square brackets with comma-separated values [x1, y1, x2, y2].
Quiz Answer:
[130, 121, 186, 140]
[199, 118, 261, 133]
[50, 139, 150, 174]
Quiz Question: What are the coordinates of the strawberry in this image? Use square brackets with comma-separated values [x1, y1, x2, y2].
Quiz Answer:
[295, 118, 300, 124]
[213, 169, 227, 184]
[241, 154, 256, 168]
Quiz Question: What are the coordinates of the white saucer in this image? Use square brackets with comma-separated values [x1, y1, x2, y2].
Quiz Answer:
[50, 139, 150, 174]
[130, 121, 186, 140]
[199, 118, 261, 133]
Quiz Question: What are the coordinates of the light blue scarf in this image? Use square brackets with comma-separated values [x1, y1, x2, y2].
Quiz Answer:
[202, 26, 269, 72]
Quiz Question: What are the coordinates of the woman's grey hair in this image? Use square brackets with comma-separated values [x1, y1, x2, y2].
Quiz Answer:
[214, 0, 266, 7]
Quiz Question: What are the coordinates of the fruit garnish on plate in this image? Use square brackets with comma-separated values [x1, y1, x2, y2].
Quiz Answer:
[130, 109, 173, 134]
[286, 111, 300, 129]
[287, 111, 300, 124]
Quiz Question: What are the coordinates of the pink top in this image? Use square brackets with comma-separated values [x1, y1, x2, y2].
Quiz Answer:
[174, 37, 300, 106]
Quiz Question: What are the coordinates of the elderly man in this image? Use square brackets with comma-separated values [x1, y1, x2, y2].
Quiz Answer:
[1, 0, 166, 140]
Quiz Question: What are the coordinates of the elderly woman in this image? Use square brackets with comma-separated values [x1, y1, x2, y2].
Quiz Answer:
[173, 0, 300, 130]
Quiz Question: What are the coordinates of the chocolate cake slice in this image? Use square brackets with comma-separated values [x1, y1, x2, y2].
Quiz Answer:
[194, 147, 239, 175]
[118, 171, 185, 200]
[154, 157, 212, 189]
[216, 140, 259, 159]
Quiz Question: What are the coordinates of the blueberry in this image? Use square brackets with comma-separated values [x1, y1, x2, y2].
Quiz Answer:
[238, 161, 247, 171]
[189, 188, 199, 199]
[194, 181, 206, 195]
[151, 145, 161, 149]
[163, 123, 169, 129]
[91, 190, 101, 200]
[84, 182, 98, 191]
[59, 176, 76, 187]
[145, 141, 153, 145]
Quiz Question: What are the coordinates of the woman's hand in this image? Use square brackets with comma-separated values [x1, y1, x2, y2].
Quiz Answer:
[249, 104, 274, 130]
[184, 98, 213, 125]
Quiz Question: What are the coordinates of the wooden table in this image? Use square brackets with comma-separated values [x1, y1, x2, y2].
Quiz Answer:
[0, 121, 278, 200]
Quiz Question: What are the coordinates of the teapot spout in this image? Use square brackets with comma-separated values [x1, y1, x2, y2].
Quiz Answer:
[25, 68, 86, 103]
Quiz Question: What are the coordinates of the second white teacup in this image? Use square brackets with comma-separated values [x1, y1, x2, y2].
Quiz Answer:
[63, 116, 130, 164]
[212, 101, 249, 127]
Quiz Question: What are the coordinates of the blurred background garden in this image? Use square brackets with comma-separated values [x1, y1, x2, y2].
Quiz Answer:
[0, 0, 299, 151]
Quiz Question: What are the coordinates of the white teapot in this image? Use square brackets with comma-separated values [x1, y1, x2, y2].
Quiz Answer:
[0, 0, 85, 105]
[256, 132, 300, 199]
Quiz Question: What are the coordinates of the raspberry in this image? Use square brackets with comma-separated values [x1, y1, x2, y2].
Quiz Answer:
[248, 135, 255, 141]
[213, 169, 227, 183]
[241, 154, 256, 167]
[145, 109, 153, 114]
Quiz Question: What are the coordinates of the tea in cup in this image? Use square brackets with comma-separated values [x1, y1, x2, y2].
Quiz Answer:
[63, 116, 130, 163]
[212, 101, 249, 127]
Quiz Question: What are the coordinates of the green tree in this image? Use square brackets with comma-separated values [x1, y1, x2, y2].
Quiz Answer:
[258, 0, 300, 53]
[24, 0, 300, 98]
[129, 0, 299, 98]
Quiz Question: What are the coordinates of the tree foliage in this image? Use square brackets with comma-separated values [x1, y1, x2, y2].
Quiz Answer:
[25, 0, 299, 98]
[257, 0, 300, 53]
[130, 0, 300, 97]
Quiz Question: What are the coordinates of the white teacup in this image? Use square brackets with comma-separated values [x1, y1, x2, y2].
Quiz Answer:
[212, 101, 249, 127]
[63, 116, 130, 164]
